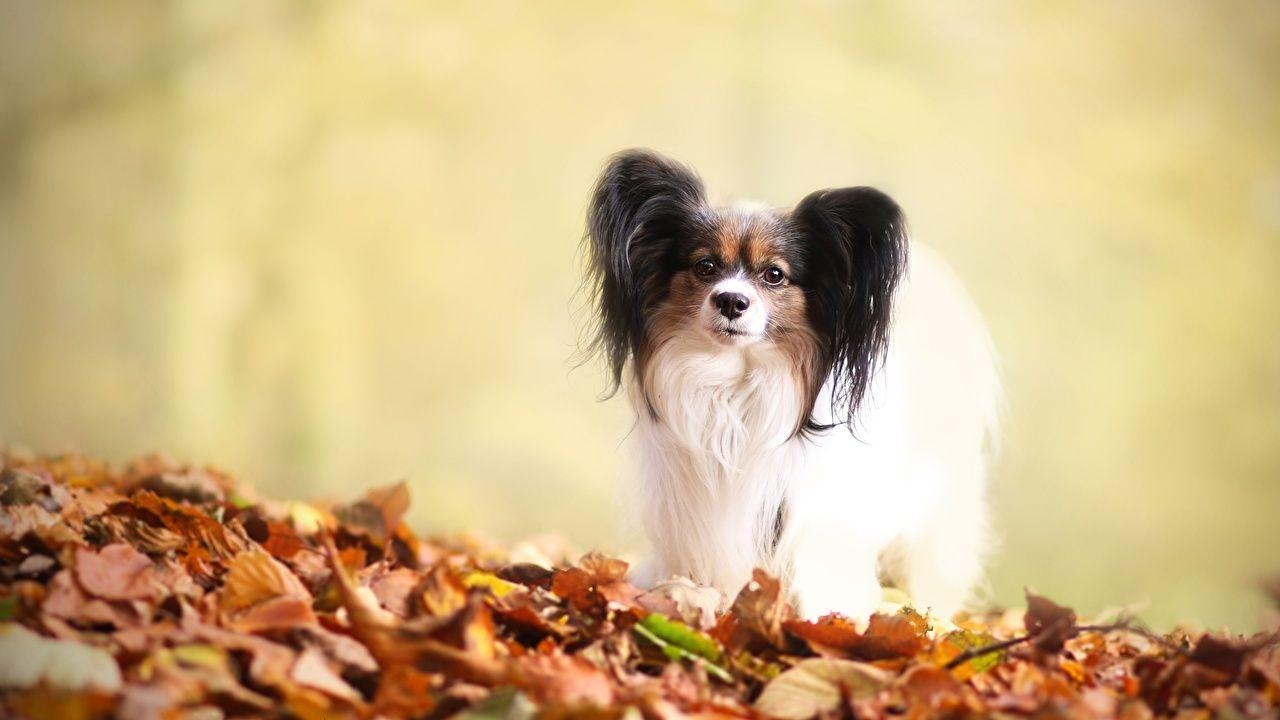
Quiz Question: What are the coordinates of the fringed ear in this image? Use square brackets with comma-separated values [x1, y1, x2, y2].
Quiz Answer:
[792, 186, 908, 428]
[584, 149, 707, 395]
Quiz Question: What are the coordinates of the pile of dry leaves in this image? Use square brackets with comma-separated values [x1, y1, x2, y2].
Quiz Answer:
[1, 450, 1277, 719]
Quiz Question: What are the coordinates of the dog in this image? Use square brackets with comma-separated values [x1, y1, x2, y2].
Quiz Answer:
[583, 149, 1000, 621]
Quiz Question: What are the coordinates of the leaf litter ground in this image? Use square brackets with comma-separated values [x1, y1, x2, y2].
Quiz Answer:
[0, 450, 1277, 719]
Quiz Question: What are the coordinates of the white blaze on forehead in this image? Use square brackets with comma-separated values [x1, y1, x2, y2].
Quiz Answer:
[711, 277, 759, 300]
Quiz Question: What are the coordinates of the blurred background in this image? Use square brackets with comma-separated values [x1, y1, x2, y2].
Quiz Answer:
[1, 1, 1278, 631]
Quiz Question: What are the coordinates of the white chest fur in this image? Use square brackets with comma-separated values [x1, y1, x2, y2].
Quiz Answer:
[629, 336, 805, 596]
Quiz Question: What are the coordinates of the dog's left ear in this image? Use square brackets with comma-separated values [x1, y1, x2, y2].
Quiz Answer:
[793, 186, 908, 427]
[584, 149, 707, 395]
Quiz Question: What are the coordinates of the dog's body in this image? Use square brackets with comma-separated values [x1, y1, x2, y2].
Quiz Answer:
[585, 150, 999, 620]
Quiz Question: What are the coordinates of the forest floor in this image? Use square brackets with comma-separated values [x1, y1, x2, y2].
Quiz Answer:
[0, 450, 1277, 719]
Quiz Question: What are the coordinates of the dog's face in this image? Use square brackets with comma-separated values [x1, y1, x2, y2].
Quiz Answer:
[584, 149, 908, 430]
[656, 206, 809, 349]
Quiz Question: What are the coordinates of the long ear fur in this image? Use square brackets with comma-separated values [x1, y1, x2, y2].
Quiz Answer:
[584, 149, 707, 395]
[792, 186, 908, 429]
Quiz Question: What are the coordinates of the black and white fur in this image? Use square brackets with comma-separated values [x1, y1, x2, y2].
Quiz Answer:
[584, 149, 999, 620]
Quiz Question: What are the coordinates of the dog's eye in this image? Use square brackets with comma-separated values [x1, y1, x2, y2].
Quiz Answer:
[693, 258, 717, 277]
[762, 266, 786, 286]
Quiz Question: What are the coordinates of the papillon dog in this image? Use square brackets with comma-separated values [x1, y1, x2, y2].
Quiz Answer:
[583, 149, 1000, 621]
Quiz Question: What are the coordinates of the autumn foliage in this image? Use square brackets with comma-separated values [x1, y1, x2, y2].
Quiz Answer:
[1, 450, 1277, 719]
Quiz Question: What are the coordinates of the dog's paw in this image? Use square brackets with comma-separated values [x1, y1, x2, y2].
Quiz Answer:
[638, 576, 725, 630]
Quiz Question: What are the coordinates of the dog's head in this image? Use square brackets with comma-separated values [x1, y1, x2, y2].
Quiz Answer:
[584, 149, 908, 430]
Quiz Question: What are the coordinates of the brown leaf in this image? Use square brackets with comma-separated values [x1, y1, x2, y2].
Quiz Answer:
[897, 665, 971, 716]
[319, 532, 507, 686]
[290, 646, 364, 703]
[785, 610, 930, 661]
[371, 664, 440, 717]
[550, 566, 593, 609]
[422, 592, 500, 665]
[854, 610, 931, 660]
[182, 610, 298, 689]
[550, 552, 644, 616]
[714, 568, 794, 652]
[0, 504, 60, 541]
[112, 491, 248, 560]
[497, 562, 556, 590]
[134, 467, 227, 504]
[368, 566, 422, 618]
[43, 569, 141, 628]
[1024, 589, 1078, 654]
[513, 652, 616, 707]
[296, 624, 380, 674]
[333, 481, 410, 545]
[221, 548, 316, 631]
[9, 686, 117, 720]
[1188, 634, 1249, 677]
[241, 515, 306, 560]
[418, 562, 469, 617]
[74, 543, 158, 601]
[579, 551, 629, 584]
[784, 613, 864, 656]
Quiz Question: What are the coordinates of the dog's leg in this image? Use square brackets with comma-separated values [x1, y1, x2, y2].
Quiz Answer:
[899, 466, 988, 622]
[787, 525, 884, 621]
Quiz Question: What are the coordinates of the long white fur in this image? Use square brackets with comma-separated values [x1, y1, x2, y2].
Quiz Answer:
[627, 243, 1000, 621]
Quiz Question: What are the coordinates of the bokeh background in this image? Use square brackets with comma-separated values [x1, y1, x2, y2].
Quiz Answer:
[2, 1, 1278, 631]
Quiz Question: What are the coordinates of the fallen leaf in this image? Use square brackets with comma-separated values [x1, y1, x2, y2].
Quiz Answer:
[930, 628, 1004, 680]
[754, 657, 891, 719]
[0, 622, 122, 692]
[639, 576, 723, 630]
[513, 652, 616, 707]
[897, 665, 971, 716]
[419, 562, 470, 617]
[74, 543, 158, 601]
[333, 481, 410, 545]
[715, 568, 794, 652]
[220, 548, 316, 631]
[1025, 589, 1078, 654]
[4, 448, 1277, 720]
[290, 646, 364, 702]
[1189, 634, 1249, 677]
[241, 515, 306, 560]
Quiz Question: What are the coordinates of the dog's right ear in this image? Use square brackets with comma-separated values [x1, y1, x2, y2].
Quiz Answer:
[584, 149, 707, 394]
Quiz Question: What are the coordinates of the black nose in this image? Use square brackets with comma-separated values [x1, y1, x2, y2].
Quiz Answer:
[713, 292, 750, 320]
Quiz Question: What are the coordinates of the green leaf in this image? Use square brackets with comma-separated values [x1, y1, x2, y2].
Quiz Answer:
[0, 596, 17, 622]
[638, 612, 724, 662]
[633, 622, 733, 683]
[937, 629, 1004, 677]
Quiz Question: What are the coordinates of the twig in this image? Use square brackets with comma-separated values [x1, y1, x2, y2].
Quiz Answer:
[1079, 620, 1188, 655]
[943, 634, 1031, 670]
[942, 618, 1179, 670]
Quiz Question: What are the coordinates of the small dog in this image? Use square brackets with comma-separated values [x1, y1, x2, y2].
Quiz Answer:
[583, 149, 1000, 621]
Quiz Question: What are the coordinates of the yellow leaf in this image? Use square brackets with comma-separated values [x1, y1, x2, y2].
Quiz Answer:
[462, 571, 522, 599]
